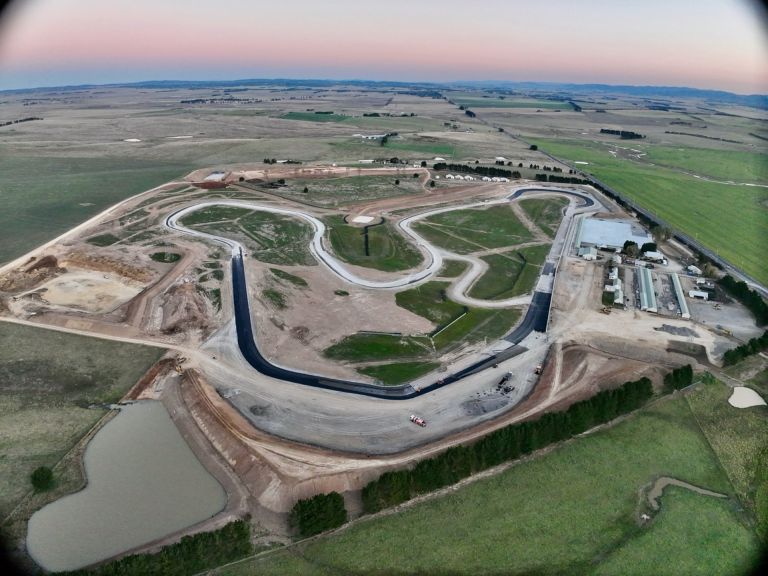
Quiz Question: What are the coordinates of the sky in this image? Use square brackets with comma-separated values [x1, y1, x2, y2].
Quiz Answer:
[0, 0, 766, 93]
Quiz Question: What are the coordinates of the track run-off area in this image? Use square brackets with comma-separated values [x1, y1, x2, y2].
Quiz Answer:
[164, 186, 602, 399]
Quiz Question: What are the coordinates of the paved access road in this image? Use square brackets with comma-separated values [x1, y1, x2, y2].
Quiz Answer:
[164, 186, 600, 399]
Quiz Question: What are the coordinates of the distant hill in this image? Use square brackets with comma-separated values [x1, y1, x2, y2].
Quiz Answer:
[450, 81, 768, 109]
[1, 78, 765, 109]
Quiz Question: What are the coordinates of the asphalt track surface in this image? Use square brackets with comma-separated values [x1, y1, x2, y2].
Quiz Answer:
[165, 186, 596, 399]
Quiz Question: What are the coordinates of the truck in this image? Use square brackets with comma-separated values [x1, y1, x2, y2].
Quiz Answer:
[410, 414, 427, 427]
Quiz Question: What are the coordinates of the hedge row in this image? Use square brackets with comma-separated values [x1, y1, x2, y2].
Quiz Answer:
[362, 377, 654, 514]
[663, 364, 694, 392]
[289, 492, 348, 538]
[718, 275, 768, 326]
[59, 520, 252, 576]
[723, 331, 768, 367]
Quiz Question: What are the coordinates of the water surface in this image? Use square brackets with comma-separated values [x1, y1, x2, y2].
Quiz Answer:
[27, 401, 226, 572]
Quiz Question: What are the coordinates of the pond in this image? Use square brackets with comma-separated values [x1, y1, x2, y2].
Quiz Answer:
[26, 401, 227, 572]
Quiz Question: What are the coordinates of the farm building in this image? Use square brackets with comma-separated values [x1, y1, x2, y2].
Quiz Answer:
[689, 290, 709, 301]
[574, 217, 653, 251]
[670, 273, 691, 319]
[639, 267, 658, 313]
[578, 246, 597, 260]
[643, 250, 666, 264]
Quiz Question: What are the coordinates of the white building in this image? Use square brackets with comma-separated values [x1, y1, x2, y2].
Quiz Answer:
[578, 246, 597, 261]
[446, 174, 455, 179]
[689, 290, 709, 300]
[575, 217, 653, 251]
[687, 265, 703, 276]
[643, 250, 666, 263]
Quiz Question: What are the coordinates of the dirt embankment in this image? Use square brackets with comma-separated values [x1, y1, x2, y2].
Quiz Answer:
[123, 358, 176, 401]
[0, 255, 64, 292]
[61, 252, 152, 283]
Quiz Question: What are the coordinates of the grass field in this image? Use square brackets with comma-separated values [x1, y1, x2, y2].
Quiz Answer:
[413, 205, 533, 254]
[0, 322, 163, 519]
[469, 244, 551, 300]
[382, 138, 457, 157]
[533, 138, 768, 285]
[0, 156, 192, 266]
[452, 96, 567, 110]
[265, 175, 423, 207]
[269, 268, 308, 288]
[281, 112, 349, 123]
[324, 333, 433, 363]
[437, 259, 469, 278]
[519, 197, 569, 237]
[640, 145, 768, 184]
[394, 281, 465, 325]
[182, 207, 315, 266]
[357, 361, 440, 385]
[325, 215, 423, 272]
[215, 385, 762, 576]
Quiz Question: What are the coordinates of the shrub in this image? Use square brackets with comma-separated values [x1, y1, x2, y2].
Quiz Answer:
[30, 466, 54, 492]
[290, 492, 347, 537]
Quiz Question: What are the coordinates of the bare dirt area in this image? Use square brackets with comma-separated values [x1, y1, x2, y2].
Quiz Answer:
[246, 261, 433, 381]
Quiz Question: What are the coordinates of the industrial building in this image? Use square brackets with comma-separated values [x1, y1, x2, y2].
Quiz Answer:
[670, 273, 691, 319]
[689, 290, 709, 301]
[578, 246, 597, 260]
[638, 267, 658, 313]
[574, 217, 653, 251]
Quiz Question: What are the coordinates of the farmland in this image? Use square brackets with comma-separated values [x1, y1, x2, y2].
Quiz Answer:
[0, 322, 163, 539]
[533, 138, 768, 285]
[451, 96, 569, 110]
[215, 384, 762, 576]
[0, 156, 193, 266]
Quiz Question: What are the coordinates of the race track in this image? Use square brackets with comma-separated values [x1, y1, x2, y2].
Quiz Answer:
[164, 185, 599, 398]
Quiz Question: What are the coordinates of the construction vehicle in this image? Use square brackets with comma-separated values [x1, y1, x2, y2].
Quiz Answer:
[410, 414, 426, 427]
[534, 365, 542, 375]
[713, 303, 722, 310]
[600, 306, 612, 315]
[498, 371, 513, 386]
[174, 355, 187, 374]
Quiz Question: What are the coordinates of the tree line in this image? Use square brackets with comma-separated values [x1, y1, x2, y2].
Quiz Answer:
[59, 520, 252, 576]
[722, 331, 768, 366]
[361, 376, 654, 514]
[0, 116, 42, 127]
[600, 128, 645, 139]
[433, 162, 521, 179]
[663, 364, 694, 392]
[718, 275, 768, 325]
[535, 174, 592, 185]
[289, 492, 348, 538]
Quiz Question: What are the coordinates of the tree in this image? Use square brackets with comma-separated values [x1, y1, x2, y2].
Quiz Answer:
[623, 240, 639, 257]
[429, 180, 436, 188]
[389, 157, 399, 164]
[31, 466, 54, 492]
[413, 173, 419, 178]
[289, 492, 347, 537]
[394, 179, 400, 185]
[640, 242, 657, 254]
[302, 186, 309, 193]
[420, 160, 427, 167]
[529, 144, 538, 151]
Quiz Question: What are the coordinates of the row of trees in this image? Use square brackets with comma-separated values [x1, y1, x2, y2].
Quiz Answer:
[61, 520, 252, 576]
[0, 116, 42, 127]
[723, 331, 768, 366]
[718, 275, 768, 325]
[361, 376, 654, 514]
[663, 364, 694, 392]
[433, 162, 521, 179]
[600, 128, 645, 139]
[534, 174, 591, 185]
[289, 492, 348, 538]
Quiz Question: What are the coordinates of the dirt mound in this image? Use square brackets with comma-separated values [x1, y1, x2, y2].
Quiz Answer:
[0, 260, 64, 292]
[666, 340, 711, 365]
[160, 283, 209, 334]
[25, 255, 59, 272]
[62, 251, 152, 283]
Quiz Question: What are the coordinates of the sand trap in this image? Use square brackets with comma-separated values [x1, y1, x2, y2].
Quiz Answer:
[167, 135, 193, 139]
[36, 268, 142, 313]
[123, 138, 141, 143]
[574, 161, 589, 165]
[351, 215, 375, 224]
[728, 386, 766, 408]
